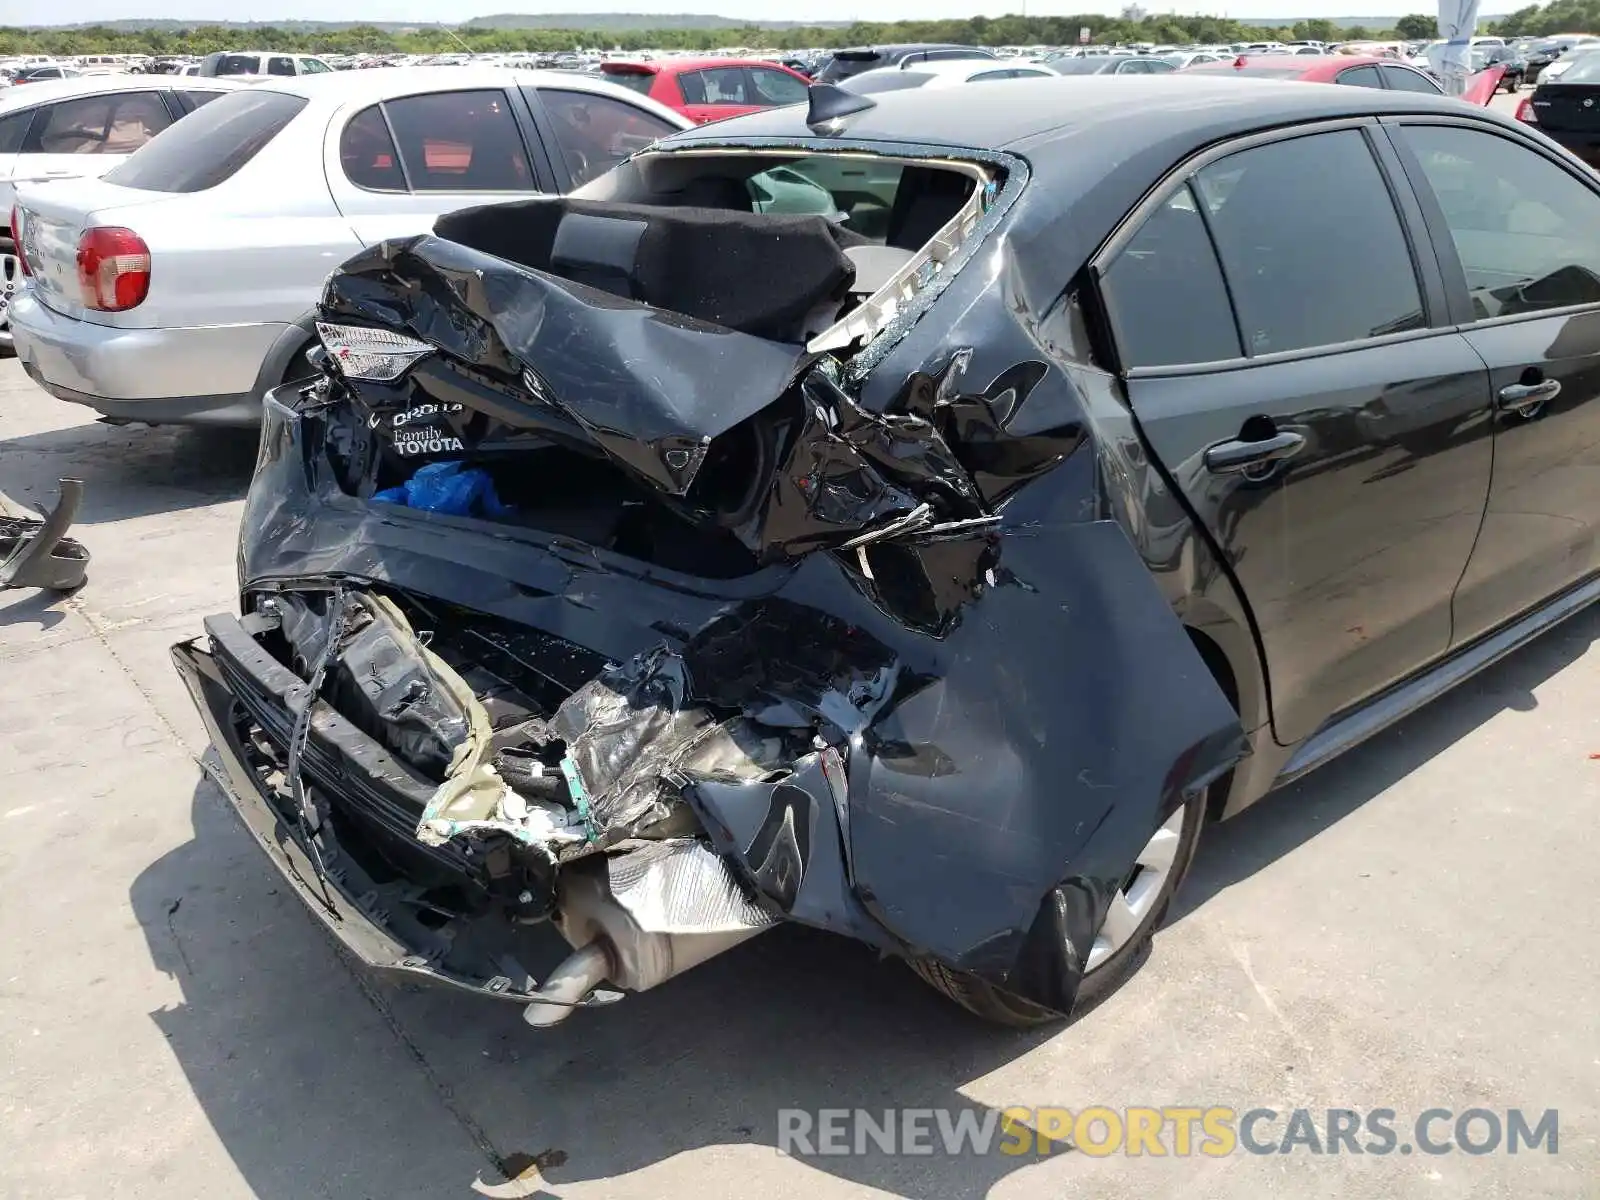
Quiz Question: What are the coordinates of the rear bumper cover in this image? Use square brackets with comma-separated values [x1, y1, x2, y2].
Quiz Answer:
[173, 622, 564, 1001]
[10, 291, 282, 425]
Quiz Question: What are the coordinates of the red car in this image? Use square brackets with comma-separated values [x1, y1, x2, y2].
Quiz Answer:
[1180, 54, 1504, 105]
[597, 57, 813, 124]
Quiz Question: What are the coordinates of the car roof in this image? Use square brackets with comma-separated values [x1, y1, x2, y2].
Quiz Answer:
[850, 58, 1052, 84]
[605, 56, 799, 75]
[242, 65, 694, 129]
[666, 75, 1529, 353]
[668, 74, 1488, 155]
[248, 64, 655, 102]
[0, 74, 252, 114]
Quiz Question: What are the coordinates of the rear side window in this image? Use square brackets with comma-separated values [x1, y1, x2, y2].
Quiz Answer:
[1196, 130, 1425, 354]
[1336, 65, 1384, 88]
[698, 67, 751, 104]
[600, 68, 656, 95]
[0, 110, 32, 154]
[382, 90, 530, 191]
[339, 103, 404, 191]
[1381, 65, 1441, 92]
[267, 57, 296, 77]
[179, 90, 229, 111]
[103, 89, 306, 192]
[748, 67, 809, 105]
[1103, 185, 1242, 367]
[26, 92, 173, 155]
[538, 89, 680, 187]
[214, 54, 261, 76]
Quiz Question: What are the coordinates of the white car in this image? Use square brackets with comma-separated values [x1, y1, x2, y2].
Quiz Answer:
[197, 51, 337, 78]
[9, 67, 691, 425]
[0, 75, 253, 351]
[841, 57, 1056, 93]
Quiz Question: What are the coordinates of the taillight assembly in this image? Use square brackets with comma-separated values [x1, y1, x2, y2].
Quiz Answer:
[9, 205, 29, 276]
[1515, 95, 1538, 123]
[76, 226, 150, 312]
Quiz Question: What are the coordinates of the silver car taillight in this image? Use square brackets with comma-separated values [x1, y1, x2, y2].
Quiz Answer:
[315, 322, 433, 382]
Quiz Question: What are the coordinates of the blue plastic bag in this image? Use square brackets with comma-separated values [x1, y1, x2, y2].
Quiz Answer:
[373, 460, 511, 518]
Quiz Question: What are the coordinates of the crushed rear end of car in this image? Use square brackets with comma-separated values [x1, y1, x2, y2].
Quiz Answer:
[173, 135, 1246, 1026]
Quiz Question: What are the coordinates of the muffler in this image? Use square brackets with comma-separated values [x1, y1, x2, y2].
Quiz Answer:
[523, 838, 774, 1027]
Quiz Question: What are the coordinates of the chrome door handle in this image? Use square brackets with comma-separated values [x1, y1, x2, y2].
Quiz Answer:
[1203, 430, 1306, 474]
[1497, 379, 1560, 412]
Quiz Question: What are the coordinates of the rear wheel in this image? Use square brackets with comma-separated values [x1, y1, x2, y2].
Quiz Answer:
[912, 788, 1207, 1027]
[0, 236, 20, 358]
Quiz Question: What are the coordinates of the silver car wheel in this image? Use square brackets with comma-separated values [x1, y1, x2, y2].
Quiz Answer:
[0, 248, 19, 346]
[1083, 806, 1185, 972]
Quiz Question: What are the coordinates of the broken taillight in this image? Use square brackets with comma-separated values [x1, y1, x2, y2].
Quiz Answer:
[77, 227, 150, 311]
[316, 321, 434, 381]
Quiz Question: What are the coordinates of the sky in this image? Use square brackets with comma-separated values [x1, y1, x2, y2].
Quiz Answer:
[10, 1, 1465, 27]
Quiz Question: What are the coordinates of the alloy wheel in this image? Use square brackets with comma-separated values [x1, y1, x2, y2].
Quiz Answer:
[1083, 806, 1186, 972]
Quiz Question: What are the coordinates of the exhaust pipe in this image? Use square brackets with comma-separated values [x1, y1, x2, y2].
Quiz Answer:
[522, 840, 773, 1028]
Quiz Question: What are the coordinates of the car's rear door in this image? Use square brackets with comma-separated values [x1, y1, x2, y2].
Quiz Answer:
[16, 89, 176, 187]
[1384, 117, 1600, 643]
[525, 86, 685, 189]
[676, 66, 759, 122]
[324, 86, 554, 246]
[1096, 122, 1494, 745]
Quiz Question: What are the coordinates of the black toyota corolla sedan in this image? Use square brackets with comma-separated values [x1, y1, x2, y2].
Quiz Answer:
[175, 77, 1600, 1029]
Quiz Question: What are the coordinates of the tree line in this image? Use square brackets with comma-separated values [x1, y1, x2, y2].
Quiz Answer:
[0, 9, 1583, 58]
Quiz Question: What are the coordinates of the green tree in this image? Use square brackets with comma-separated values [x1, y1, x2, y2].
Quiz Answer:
[1394, 14, 1438, 38]
[1343, 24, 1372, 39]
[1293, 18, 1336, 40]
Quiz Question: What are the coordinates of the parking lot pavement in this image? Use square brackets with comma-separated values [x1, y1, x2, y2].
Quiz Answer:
[2, 357, 1597, 1199]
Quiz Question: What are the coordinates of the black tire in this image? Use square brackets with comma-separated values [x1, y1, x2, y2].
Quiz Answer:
[0, 236, 18, 360]
[911, 786, 1208, 1028]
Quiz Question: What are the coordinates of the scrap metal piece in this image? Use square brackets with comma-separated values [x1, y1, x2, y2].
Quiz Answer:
[0, 478, 89, 591]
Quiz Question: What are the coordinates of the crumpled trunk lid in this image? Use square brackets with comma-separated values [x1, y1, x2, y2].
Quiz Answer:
[316, 208, 993, 563]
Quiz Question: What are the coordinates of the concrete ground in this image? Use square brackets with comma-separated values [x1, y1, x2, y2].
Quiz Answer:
[2, 214, 1598, 1200]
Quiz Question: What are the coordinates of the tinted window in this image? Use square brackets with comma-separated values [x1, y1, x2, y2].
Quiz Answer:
[699, 67, 750, 104]
[1144, 59, 1176, 72]
[968, 69, 1021, 81]
[539, 89, 678, 187]
[1381, 65, 1442, 92]
[214, 54, 261, 76]
[1197, 130, 1425, 354]
[1050, 58, 1107, 74]
[340, 103, 404, 190]
[28, 92, 172, 155]
[922, 49, 991, 62]
[180, 90, 228, 110]
[103, 89, 305, 192]
[1399, 124, 1600, 317]
[1103, 184, 1242, 367]
[843, 70, 933, 94]
[1337, 65, 1385, 88]
[1560, 55, 1600, 83]
[678, 71, 707, 103]
[600, 67, 656, 95]
[0, 110, 32, 154]
[384, 90, 530, 191]
[267, 57, 296, 77]
[748, 67, 808, 105]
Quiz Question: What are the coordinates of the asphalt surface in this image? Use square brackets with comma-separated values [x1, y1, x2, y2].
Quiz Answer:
[2, 112, 1597, 1194]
